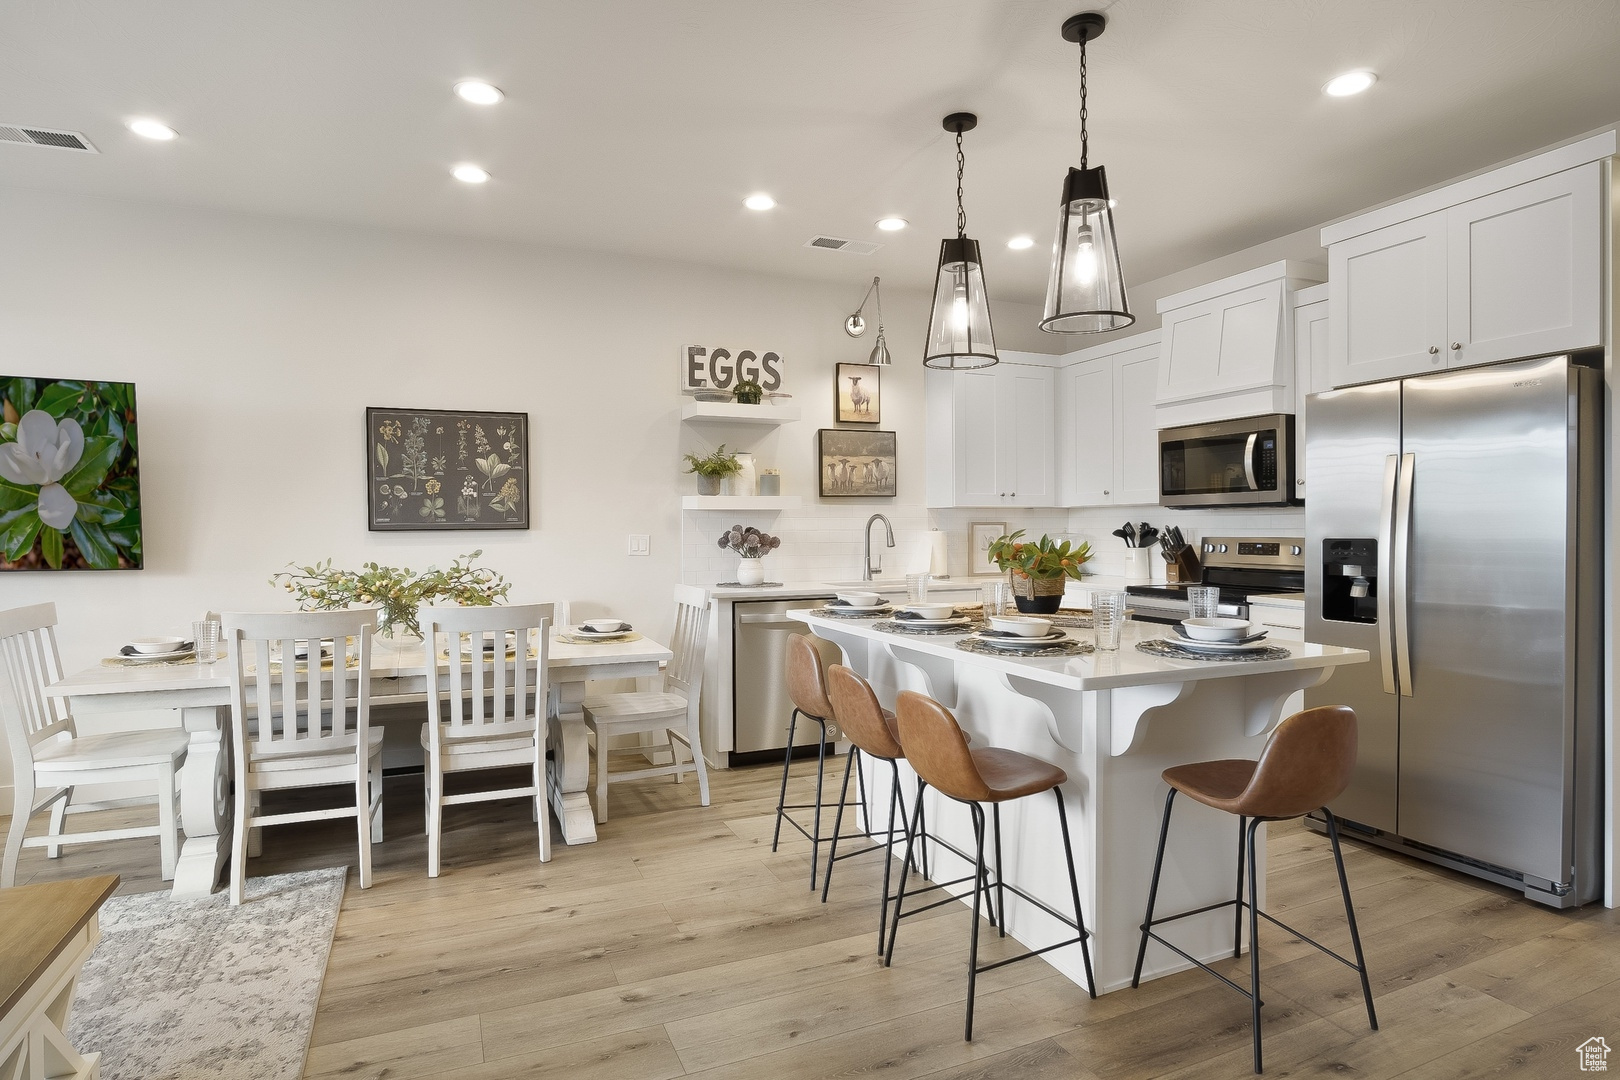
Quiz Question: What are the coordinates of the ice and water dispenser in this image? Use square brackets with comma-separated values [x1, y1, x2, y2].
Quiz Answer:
[1322, 538, 1378, 623]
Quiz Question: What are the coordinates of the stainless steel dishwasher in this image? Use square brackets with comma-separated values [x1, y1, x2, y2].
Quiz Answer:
[730, 596, 835, 767]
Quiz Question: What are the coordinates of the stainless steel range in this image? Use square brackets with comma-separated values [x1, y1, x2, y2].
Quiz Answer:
[1124, 536, 1304, 624]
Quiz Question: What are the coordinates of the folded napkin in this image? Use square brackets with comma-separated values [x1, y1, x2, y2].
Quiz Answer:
[580, 623, 632, 634]
[893, 610, 950, 621]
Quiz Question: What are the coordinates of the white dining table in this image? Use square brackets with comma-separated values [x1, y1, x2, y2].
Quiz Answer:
[44, 629, 672, 897]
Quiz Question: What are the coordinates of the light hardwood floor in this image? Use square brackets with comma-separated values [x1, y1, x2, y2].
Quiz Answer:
[7, 759, 1620, 1079]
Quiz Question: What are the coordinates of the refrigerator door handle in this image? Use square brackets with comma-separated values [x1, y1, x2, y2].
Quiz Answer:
[1377, 454, 1399, 695]
[1392, 452, 1416, 697]
[1242, 433, 1260, 490]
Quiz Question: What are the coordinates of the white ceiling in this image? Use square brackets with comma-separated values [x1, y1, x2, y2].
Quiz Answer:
[2, 1, 1619, 304]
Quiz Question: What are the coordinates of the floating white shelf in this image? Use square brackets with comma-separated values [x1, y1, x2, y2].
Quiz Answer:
[681, 495, 803, 511]
[680, 401, 800, 425]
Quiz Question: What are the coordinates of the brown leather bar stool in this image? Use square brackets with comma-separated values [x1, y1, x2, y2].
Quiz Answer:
[821, 665, 950, 951]
[771, 634, 875, 890]
[1132, 704, 1378, 1074]
[885, 690, 1096, 1041]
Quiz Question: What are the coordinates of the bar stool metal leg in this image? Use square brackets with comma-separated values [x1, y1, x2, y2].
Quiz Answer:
[770, 708, 801, 852]
[1234, 814, 1247, 959]
[1053, 788, 1097, 998]
[1132, 786, 1177, 989]
[965, 802, 988, 1041]
[1326, 809, 1379, 1032]
[810, 719, 828, 889]
[883, 780, 926, 968]
[991, 803, 1006, 937]
[1246, 816, 1264, 1073]
[820, 746, 860, 903]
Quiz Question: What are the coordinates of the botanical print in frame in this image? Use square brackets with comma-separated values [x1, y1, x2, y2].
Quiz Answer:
[368, 407, 529, 531]
[1, 377, 142, 570]
[817, 428, 896, 498]
[969, 521, 1008, 575]
[835, 362, 880, 424]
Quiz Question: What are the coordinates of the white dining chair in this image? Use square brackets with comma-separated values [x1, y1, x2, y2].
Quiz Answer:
[0, 602, 188, 888]
[582, 585, 711, 822]
[222, 609, 383, 904]
[420, 602, 553, 877]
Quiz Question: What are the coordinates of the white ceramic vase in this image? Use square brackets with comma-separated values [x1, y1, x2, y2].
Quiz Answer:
[737, 558, 765, 586]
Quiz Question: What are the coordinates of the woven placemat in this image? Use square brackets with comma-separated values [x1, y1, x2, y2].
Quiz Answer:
[872, 619, 979, 636]
[555, 632, 644, 645]
[1047, 614, 1096, 629]
[101, 654, 208, 669]
[1136, 638, 1293, 663]
[956, 636, 1094, 658]
[813, 606, 894, 619]
[714, 581, 784, 588]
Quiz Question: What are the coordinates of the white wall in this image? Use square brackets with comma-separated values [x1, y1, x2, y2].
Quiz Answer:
[0, 185, 1060, 791]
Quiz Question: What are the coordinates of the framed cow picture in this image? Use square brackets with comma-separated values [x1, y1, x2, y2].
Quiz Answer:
[835, 363, 880, 424]
[817, 428, 896, 498]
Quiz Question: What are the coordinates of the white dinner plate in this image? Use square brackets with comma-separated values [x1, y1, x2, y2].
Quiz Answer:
[831, 602, 888, 612]
[974, 631, 1068, 650]
[568, 626, 633, 640]
[120, 646, 196, 662]
[892, 616, 973, 629]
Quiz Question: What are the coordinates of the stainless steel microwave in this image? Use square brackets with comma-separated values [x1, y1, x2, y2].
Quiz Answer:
[1158, 413, 1299, 508]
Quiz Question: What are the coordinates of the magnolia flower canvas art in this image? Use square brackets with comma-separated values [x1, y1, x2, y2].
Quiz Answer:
[0, 377, 142, 570]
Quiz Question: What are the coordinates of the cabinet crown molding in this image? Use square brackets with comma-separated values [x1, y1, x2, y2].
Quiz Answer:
[1156, 260, 1325, 314]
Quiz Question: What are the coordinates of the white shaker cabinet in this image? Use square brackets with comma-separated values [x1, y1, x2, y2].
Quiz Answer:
[1055, 331, 1160, 507]
[926, 356, 1056, 508]
[1323, 151, 1606, 388]
[1291, 285, 1329, 501]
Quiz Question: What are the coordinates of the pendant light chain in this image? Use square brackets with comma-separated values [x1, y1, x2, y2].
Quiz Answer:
[955, 129, 967, 238]
[1079, 36, 1089, 170]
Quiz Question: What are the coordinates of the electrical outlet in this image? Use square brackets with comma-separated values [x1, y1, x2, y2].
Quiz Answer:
[627, 534, 651, 556]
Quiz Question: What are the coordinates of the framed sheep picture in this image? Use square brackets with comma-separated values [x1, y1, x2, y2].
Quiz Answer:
[835, 363, 881, 424]
[817, 428, 896, 498]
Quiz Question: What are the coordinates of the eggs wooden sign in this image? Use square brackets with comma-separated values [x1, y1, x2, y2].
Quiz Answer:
[682, 345, 785, 393]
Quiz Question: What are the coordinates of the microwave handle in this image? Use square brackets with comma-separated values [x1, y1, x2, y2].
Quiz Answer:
[1242, 432, 1259, 491]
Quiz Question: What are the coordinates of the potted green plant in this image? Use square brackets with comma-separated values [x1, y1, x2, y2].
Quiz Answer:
[271, 550, 511, 641]
[733, 378, 764, 405]
[683, 444, 742, 496]
[986, 530, 1093, 614]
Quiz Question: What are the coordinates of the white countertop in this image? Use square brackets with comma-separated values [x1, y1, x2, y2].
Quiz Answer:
[789, 609, 1364, 692]
[706, 579, 987, 602]
[1247, 592, 1306, 607]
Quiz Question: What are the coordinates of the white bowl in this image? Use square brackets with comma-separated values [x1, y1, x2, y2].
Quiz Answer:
[1181, 617, 1251, 642]
[905, 603, 957, 620]
[582, 619, 626, 633]
[988, 615, 1052, 638]
[129, 636, 186, 654]
[836, 591, 882, 608]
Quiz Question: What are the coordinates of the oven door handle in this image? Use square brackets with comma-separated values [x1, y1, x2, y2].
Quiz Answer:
[1242, 433, 1259, 491]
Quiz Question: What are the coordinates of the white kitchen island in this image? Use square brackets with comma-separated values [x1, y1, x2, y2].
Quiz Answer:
[789, 610, 1367, 994]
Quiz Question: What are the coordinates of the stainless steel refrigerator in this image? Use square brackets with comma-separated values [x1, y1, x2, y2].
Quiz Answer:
[1305, 353, 1602, 907]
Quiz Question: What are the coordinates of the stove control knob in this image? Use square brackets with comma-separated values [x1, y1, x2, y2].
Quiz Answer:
[1291, 545, 1302, 556]
[1218, 544, 1229, 553]
[1203, 543, 1213, 553]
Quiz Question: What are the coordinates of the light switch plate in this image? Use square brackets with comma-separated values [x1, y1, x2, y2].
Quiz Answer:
[628, 534, 651, 556]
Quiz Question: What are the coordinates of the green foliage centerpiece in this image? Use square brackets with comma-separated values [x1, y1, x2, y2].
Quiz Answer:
[271, 550, 511, 640]
[986, 530, 1093, 614]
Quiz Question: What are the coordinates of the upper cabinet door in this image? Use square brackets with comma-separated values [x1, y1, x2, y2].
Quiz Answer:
[1445, 162, 1603, 368]
[1292, 297, 1329, 501]
[1057, 358, 1114, 506]
[950, 368, 1004, 506]
[1328, 210, 1449, 387]
[1112, 343, 1160, 506]
[1002, 364, 1055, 506]
[1157, 280, 1285, 404]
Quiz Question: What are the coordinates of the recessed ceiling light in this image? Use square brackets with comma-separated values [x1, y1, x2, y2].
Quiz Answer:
[127, 118, 177, 141]
[1323, 70, 1377, 97]
[454, 80, 504, 105]
[744, 193, 776, 211]
[876, 217, 908, 232]
[1007, 235, 1035, 250]
[452, 164, 490, 184]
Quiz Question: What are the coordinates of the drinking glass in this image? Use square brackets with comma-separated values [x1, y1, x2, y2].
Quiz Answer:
[982, 580, 1009, 619]
[192, 619, 221, 664]
[1092, 591, 1127, 651]
[906, 572, 931, 604]
[1188, 585, 1221, 621]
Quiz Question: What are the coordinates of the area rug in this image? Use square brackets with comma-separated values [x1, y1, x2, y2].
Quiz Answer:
[67, 867, 347, 1080]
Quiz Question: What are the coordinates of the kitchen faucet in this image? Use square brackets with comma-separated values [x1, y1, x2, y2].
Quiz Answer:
[863, 513, 895, 581]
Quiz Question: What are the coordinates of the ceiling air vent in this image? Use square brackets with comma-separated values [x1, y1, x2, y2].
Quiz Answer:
[0, 125, 98, 153]
[804, 235, 881, 256]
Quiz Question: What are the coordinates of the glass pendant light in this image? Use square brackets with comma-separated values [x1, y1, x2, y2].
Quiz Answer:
[924, 113, 998, 370]
[1040, 12, 1134, 334]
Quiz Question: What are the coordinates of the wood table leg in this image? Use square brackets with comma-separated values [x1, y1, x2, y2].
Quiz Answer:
[547, 682, 598, 844]
[172, 705, 231, 898]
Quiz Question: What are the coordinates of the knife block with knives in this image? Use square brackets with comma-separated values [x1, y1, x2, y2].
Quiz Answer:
[1157, 525, 1202, 584]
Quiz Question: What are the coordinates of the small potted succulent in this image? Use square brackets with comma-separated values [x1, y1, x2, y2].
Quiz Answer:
[718, 524, 781, 586]
[683, 444, 741, 496]
[986, 530, 1093, 614]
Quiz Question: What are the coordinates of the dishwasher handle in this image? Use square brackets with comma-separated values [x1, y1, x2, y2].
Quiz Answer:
[737, 614, 811, 628]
